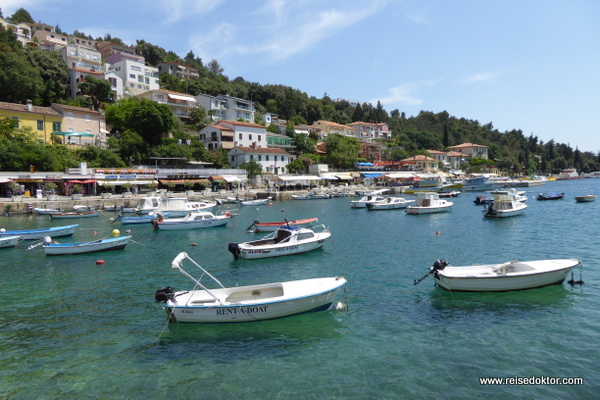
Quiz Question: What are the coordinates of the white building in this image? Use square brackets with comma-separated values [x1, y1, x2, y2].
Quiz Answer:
[199, 120, 267, 150]
[106, 52, 159, 96]
[228, 146, 291, 175]
[195, 94, 255, 123]
[136, 89, 197, 123]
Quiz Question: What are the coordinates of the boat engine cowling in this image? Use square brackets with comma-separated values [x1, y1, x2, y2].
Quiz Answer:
[432, 259, 449, 271]
[228, 242, 241, 259]
[155, 286, 176, 303]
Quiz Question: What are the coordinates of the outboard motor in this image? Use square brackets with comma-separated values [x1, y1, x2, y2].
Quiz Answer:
[432, 259, 449, 271]
[155, 286, 175, 303]
[228, 242, 241, 260]
[43, 236, 53, 245]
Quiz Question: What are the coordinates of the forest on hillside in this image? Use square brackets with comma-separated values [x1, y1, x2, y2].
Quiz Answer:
[1, 7, 599, 175]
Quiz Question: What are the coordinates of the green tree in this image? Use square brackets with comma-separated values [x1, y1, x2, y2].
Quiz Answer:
[23, 47, 68, 105]
[0, 51, 43, 104]
[207, 59, 224, 75]
[134, 39, 166, 66]
[239, 159, 262, 178]
[325, 134, 360, 169]
[9, 8, 34, 23]
[78, 75, 113, 110]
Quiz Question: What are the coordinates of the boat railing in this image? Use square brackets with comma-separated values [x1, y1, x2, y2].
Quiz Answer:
[171, 252, 225, 304]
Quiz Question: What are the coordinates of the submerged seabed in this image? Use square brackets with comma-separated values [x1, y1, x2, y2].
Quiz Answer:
[1, 179, 599, 399]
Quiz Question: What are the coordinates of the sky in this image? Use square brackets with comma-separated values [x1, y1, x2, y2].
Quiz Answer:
[3, 0, 600, 152]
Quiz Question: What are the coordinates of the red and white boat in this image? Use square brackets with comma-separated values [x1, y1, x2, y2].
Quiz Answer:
[246, 217, 318, 233]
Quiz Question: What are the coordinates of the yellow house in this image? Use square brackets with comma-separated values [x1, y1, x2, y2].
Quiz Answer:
[0, 100, 62, 143]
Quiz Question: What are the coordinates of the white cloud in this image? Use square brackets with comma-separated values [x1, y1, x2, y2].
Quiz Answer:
[457, 70, 505, 85]
[371, 81, 436, 107]
[158, 0, 225, 25]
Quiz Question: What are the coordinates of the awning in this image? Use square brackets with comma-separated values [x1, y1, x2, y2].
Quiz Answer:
[52, 131, 95, 137]
[68, 179, 97, 184]
[97, 180, 156, 186]
[335, 173, 355, 180]
[210, 175, 224, 181]
[15, 178, 43, 183]
[269, 175, 322, 182]
[362, 173, 385, 178]
[0, 177, 12, 183]
[222, 175, 243, 183]
[168, 93, 196, 102]
[158, 179, 209, 185]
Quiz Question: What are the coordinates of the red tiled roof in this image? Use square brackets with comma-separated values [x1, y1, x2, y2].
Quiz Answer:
[0, 101, 62, 117]
[234, 146, 289, 155]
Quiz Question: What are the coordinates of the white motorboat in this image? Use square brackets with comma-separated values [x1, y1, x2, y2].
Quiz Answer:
[489, 188, 527, 202]
[38, 235, 131, 255]
[575, 194, 596, 203]
[350, 195, 387, 208]
[155, 252, 347, 323]
[366, 197, 415, 210]
[461, 175, 496, 191]
[137, 197, 217, 216]
[152, 211, 231, 230]
[0, 235, 23, 248]
[246, 217, 319, 233]
[483, 190, 528, 218]
[228, 225, 331, 260]
[34, 207, 62, 215]
[406, 192, 453, 214]
[240, 197, 272, 206]
[0, 224, 78, 240]
[414, 258, 582, 292]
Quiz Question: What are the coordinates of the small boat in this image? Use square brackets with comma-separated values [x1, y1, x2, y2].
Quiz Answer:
[474, 194, 493, 206]
[240, 197, 272, 206]
[414, 258, 582, 292]
[537, 192, 565, 201]
[34, 207, 62, 215]
[50, 210, 102, 219]
[228, 225, 331, 260]
[483, 190, 528, 218]
[138, 197, 218, 216]
[406, 192, 453, 214]
[461, 175, 496, 191]
[112, 211, 168, 225]
[350, 195, 386, 208]
[246, 217, 319, 233]
[151, 211, 231, 230]
[438, 191, 461, 198]
[354, 188, 390, 196]
[292, 190, 332, 200]
[366, 197, 415, 210]
[72, 205, 95, 212]
[575, 194, 596, 203]
[0, 224, 78, 240]
[0, 235, 23, 248]
[155, 252, 347, 323]
[36, 235, 131, 255]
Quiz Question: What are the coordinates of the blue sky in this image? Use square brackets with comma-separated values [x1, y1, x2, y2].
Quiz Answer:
[3, 0, 600, 152]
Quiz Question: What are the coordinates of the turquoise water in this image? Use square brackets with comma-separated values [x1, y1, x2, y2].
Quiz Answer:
[1, 179, 598, 399]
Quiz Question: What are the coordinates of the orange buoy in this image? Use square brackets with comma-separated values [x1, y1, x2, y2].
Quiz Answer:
[436, 230, 441, 236]
[190, 243, 197, 246]
[268, 203, 272, 206]
[96, 260, 105, 265]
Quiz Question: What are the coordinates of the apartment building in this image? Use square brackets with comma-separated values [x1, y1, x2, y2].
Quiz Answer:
[106, 52, 159, 96]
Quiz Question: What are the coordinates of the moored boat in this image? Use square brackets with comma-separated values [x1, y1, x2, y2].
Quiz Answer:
[414, 258, 582, 292]
[39, 235, 132, 255]
[228, 225, 331, 260]
[483, 190, 527, 218]
[34, 207, 62, 215]
[537, 192, 564, 201]
[406, 192, 453, 214]
[350, 194, 386, 208]
[240, 197, 272, 206]
[50, 210, 102, 219]
[151, 211, 231, 230]
[575, 194, 596, 203]
[155, 252, 347, 323]
[0, 235, 23, 248]
[246, 217, 319, 233]
[366, 197, 415, 210]
[0, 224, 78, 240]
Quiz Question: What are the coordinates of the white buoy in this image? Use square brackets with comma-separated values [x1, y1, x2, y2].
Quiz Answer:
[333, 302, 346, 311]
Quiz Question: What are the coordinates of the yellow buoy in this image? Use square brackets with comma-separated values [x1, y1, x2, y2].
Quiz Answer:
[112, 229, 120, 236]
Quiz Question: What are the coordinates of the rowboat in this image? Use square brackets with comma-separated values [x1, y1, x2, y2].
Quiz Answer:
[112, 212, 170, 225]
[151, 211, 231, 230]
[155, 252, 347, 323]
[246, 217, 319, 233]
[575, 194, 596, 203]
[0, 235, 23, 248]
[240, 197, 272, 206]
[366, 197, 414, 210]
[0, 224, 78, 240]
[40, 235, 132, 255]
[228, 225, 331, 260]
[536, 192, 564, 200]
[50, 210, 102, 219]
[414, 258, 582, 292]
[34, 207, 62, 215]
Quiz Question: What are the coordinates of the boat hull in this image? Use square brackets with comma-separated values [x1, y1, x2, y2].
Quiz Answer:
[156, 219, 229, 230]
[406, 205, 452, 214]
[43, 235, 132, 255]
[0, 235, 22, 248]
[164, 277, 346, 323]
[237, 237, 328, 259]
[50, 211, 101, 219]
[434, 259, 580, 291]
[0, 224, 78, 240]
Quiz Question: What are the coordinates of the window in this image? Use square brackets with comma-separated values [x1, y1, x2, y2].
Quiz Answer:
[258, 155, 262, 161]
[11, 117, 19, 128]
[266, 155, 270, 161]
[53, 121, 61, 132]
[131, 66, 141, 72]
[249, 134, 252, 141]
[66, 112, 73, 120]
[37, 120, 44, 130]
[85, 115, 90, 122]
[239, 133, 242, 140]
[258, 135, 261, 142]
[138, 75, 143, 83]
[129, 74, 135, 79]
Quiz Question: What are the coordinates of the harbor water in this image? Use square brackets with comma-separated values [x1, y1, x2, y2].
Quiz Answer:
[1, 179, 598, 399]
